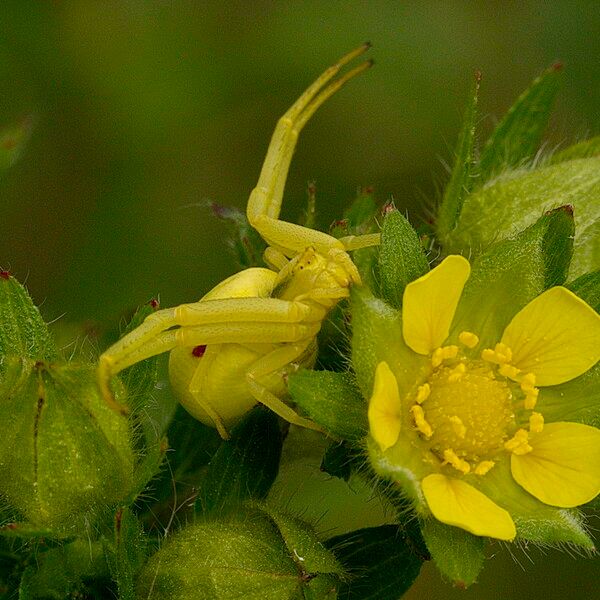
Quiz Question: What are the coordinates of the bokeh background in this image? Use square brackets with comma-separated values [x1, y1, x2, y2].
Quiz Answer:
[0, 1, 598, 598]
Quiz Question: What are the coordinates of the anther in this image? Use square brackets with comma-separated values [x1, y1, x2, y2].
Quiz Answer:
[411, 405, 433, 439]
[416, 383, 431, 404]
[474, 460, 495, 476]
[499, 364, 521, 380]
[494, 343, 512, 364]
[504, 429, 533, 455]
[431, 348, 444, 368]
[529, 412, 544, 433]
[448, 363, 466, 382]
[431, 345, 459, 368]
[520, 373, 536, 392]
[458, 331, 479, 349]
[443, 449, 471, 474]
[524, 388, 539, 410]
[449, 415, 466, 439]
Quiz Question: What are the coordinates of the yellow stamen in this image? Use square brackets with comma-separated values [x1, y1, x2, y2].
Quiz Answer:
[499, 363, 521, 380]
[458, 331, 479, 349]
[504, 429, 533, 455]
[432, 345, 459, 368]
[481, 348, 497, 363]
[482, 343, 515, 366]
[431, 347, 444, 368]
[493, 343, 512, 364]
[449, 415, 466, 439]
[443, 448, 471, 474]
[416, 383, 431, 404]
[529, 412, 544, 433]
[411, 405, 433, 438]
[474, 460, 495, 476]
[524, 388, 539, 410]
[448, 363, 466, 382]
[520, 372, 536, 392]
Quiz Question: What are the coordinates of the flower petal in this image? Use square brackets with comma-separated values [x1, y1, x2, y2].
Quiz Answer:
[403, 255, 470, 355]
[368, 361, 402, 451]
[501, 286, 600, 386]
[511, 422, 600, 508]
[422, 474, 516, 540]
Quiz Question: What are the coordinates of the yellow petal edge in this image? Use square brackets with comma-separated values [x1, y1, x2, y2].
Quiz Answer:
[403, 255, 470, 355]
[501, 286, 600, 386]
[511, 422, 600, 508]
[422, 474, 516, 541]
[368, 361, 402, 451]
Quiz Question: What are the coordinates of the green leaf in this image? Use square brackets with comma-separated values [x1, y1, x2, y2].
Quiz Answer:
[0, 118, 32, 174]
[344, 187, 379, 231]
[421, 519, 486, 588]
[437, 72, 481, 240]
[321, 442, 359, 482]
[446, 156, 600, 280]
[327, 525, 425, 600]
[208, 201, 267, 268]
[377, 209, 429, 309]
[0, 273, 55, 362]
[568, 270, 600, 313]
[551, 135, 600, 163]
[449, 206, 575, 349]
[103, 508, 147, 600]
[196, 407, 283, 515]
[479, 63, 563, 182]
[18, 540, 108, 599]
[287, 370, 367, 440]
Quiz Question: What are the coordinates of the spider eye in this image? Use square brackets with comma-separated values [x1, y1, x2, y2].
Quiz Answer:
[192, 345, 207, 358]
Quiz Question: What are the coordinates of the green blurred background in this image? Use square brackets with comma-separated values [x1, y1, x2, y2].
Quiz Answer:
[0, 1, 598, 598]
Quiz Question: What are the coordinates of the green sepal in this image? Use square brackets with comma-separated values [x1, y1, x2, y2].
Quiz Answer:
[136, 505, 342, 600]
[326, 525, 425, 600]
[377, 209, 429, 309]
[208, 201, 267, 269]
[0, 358, 135, 537]
[0, 273, 55, 362]
[18, 539, 108, 599]
[568, 270, 600, 312]
[196, 407, 283, 516]
[103, 508, 147, 600]
[551, 135, 600, 163]
[479, 63, 563, 182]
[261, 505, 345, 576]
[350, 286, 428, 400]
[537, 363, 600, 428]
[437, 72, 481, 241]
[302, 574, 339, 599]
[477, 459, 594, 548]
[445, 157, 600, 279]
[0, 118, 32, 174]
[420, 519, 486, 588]
[449, 206, 575, 349]
[287, 370, 367, 440]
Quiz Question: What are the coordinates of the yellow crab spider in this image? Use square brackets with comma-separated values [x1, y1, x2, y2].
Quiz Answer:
[97, 44, 379, 439]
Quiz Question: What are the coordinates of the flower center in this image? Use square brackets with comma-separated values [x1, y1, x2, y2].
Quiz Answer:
[422, 362, 514, 464]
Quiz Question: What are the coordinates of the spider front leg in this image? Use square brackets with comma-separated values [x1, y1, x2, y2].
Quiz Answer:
[246, 44, 380, 264]
[97, 296, 324, 415]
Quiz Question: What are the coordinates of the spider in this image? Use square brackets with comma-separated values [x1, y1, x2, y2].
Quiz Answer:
[97, 44, 379, 439]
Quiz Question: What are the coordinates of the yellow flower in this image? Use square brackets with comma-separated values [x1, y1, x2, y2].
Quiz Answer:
[367, 255, 600, 541]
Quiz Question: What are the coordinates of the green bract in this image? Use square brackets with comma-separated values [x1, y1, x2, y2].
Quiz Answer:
[135, 505, 344, 600]
[0, 274, 136, 537]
